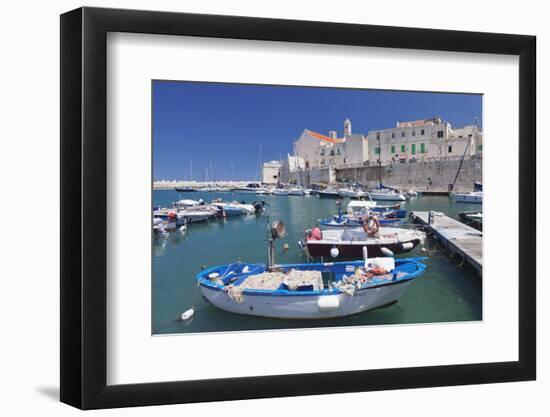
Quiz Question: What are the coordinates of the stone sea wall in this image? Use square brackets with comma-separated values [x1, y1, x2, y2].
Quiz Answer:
[287, 157, 482, 193]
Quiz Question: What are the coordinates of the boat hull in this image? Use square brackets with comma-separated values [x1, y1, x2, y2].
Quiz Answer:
[318, 191, 340, 199]
[200, 279, 413, 319]
[367, 192, 406, 201]
[306, 238, 421, 258]
[451, 193, 483, 203]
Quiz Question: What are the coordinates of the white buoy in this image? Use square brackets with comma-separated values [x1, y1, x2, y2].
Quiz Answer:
[401, 242, 414, 251]
[330, 247, 339, 258]
[180, 308, 194, 321]
[381, 247, 394, 257]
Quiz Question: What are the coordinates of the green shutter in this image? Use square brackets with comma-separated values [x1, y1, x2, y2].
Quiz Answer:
[375, 147, 380, 155]
[391, 145, 395, 154]
[420, 143, 426, 154]
[401, 144, 405, 153]
[411, 144, 416, 155]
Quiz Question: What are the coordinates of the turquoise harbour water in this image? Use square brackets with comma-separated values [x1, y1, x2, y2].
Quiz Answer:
[153, 191, 482, 334]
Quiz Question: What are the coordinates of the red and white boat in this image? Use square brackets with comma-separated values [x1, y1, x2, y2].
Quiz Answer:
[302, 227, 425, 259]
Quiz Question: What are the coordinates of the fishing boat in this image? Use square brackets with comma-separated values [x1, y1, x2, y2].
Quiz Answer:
[273, 188, 289, 196]
[197, 221, 427, 319]
[179, 208, 218, 223]
[302, 226, 425, 258]
[288, 187, 305, 196]
[211, 201, 247, 217]
[338, 187, 359, 198]
[174, 186, 196, 192]
[235, 183, 264, 193]
[367, 187, 407, 201]
[317, 188, 340, 199]
[451, 183, 483, 204]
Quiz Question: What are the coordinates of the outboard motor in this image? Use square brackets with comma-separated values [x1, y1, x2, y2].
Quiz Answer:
[253, 200, 265, 213]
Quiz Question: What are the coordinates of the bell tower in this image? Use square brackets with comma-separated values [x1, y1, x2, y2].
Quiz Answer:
[344, 118, 352, 136]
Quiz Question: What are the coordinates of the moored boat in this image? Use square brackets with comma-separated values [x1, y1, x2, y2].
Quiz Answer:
[317, 188, 340, 199]
[197, 257, 426, 319]
[303, 227, 425, 258]
[367, 188, 407, 201]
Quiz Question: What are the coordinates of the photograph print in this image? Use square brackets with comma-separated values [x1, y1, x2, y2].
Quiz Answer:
[152, 81, 483, 335]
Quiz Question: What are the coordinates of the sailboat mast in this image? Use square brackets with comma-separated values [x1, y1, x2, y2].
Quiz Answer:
[451, 118, 478, 191]
[378, 132, 382, 186]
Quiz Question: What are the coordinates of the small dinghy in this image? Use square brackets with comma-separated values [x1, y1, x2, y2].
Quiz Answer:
[197, 221, 427, 319]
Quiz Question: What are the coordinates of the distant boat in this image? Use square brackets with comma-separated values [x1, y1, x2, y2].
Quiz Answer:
[175, 186, 196, 192]
[317, 188, 340, 199]
[273, 188, 289, 196]
[451, 192, 483, 203]
[235, 183, 264, 193]
[367, 186, 406, 201]
[197, 257, 427, 319]
[451, 182, 483, 204]
[288, 187, 305, 196]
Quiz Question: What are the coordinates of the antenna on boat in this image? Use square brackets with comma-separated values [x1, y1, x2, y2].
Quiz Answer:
[267, 220, 286, 269]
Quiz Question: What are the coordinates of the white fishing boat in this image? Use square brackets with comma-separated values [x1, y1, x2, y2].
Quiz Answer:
[273, 188, 289, 196]
[179, 208, 218, 223]
[450, 182, 483, 204]
[288, 187, 305, 196]
[367, 188, 407, 201]
[338, 187, 359, 198]
[451, 192, 483, 203]
[175, 199, 201, 208]
[197, 221, 427, 319]
[211, 201, 248, 216]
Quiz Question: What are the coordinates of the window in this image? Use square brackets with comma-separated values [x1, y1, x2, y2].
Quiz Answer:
[343, 158, 346, 163]
[437, 130, 444, 138]
[401, 131, 405, 137]
[391, 145, 395, 154]
[411, 144, 416, 155]
[391, 133, 395, 139]
[330, 150, 335, 156]
[320, 149, 325, 156]
[400, 144, 406, 153]
[412, 131, 416, 137]
[448, 145, 452, 153]
[337, 149, 341, 155]
[374, 147, 381, 155]
[305, 161, 309, 168]
[420, 143, 426, 154]
[421, 129, 425, 135]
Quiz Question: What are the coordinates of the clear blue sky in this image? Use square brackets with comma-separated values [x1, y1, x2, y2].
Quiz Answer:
[153, 81, 482, 181]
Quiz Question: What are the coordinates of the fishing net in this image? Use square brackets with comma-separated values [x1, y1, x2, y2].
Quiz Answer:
[225, 270, 323, 303]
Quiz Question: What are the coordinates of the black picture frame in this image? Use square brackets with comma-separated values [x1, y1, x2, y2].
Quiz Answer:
[60, 6, 536, 410]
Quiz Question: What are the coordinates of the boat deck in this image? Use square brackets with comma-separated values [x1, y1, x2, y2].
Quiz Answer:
[411, 211, 482, 275]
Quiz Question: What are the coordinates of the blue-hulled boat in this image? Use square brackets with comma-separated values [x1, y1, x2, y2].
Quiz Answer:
[197, 257, 426, 319]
